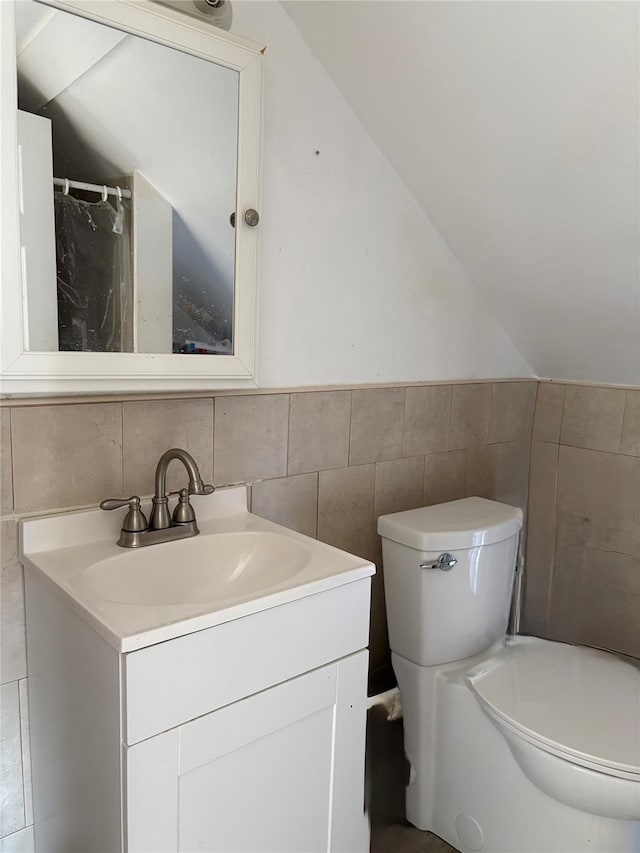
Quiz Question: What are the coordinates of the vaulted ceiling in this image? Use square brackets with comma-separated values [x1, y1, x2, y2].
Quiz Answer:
[284, 1, 640, 385]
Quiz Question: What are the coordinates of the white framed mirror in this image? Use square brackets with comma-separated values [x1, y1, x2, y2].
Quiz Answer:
[0, 0, 263, 395]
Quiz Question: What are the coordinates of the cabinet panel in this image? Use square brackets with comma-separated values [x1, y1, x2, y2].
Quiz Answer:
[124, 653, 370, 853]
[179, 662, 337, 774]
[124, 730, 179, 853]
[179, 709, 333, 852]
[123, 579, 371, 745]
[330, 651, 370, 853]
[26, 570, 121, 853]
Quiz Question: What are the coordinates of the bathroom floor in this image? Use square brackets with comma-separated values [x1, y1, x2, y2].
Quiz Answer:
[367, 704, 457, 853]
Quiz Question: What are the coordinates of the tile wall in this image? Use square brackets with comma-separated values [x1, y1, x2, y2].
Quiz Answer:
[523, 383, 640, 658]
[0, 379, 536, 844]
[3, 379, 639, 845]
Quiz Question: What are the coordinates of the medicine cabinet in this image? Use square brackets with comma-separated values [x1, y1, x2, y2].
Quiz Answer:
[0, 0, 263, 395]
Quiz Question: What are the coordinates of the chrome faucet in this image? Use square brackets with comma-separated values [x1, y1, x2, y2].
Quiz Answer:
[100, 448, 214, 548]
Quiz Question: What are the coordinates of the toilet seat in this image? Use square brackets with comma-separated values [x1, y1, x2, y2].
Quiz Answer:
[466, 637, 640, 780]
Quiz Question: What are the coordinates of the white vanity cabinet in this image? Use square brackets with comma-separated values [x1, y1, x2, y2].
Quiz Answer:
[23, 494, 373, 853]
[125, 653, 367, 853]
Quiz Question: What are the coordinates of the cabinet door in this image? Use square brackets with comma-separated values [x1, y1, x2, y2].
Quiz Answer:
[124, 651, 369, 853]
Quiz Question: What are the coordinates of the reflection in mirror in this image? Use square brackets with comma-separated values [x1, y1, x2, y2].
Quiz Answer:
[15, 0, 239, 355]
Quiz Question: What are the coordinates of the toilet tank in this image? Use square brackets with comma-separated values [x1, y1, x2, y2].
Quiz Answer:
[378, 497, 522, 666]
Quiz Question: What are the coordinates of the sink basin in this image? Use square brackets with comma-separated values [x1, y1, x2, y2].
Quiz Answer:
[72, 531, 311, 606]
[21, 486, 374, 651]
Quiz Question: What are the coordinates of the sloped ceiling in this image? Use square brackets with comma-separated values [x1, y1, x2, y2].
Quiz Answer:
[284, 1, 640, 385]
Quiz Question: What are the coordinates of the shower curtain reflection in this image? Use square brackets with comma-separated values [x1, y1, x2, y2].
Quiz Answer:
[54, 193, 133, 352]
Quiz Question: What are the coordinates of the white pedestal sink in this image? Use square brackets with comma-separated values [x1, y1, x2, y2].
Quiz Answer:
[20, 486, 375, 852]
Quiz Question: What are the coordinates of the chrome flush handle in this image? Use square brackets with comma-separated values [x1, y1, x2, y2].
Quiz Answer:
[420, 553, 457, 571]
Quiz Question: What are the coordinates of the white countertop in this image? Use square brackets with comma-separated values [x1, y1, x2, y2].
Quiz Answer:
[20, 486, 375, 653]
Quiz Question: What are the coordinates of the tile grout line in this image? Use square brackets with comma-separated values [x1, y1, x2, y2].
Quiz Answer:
[400, 386, 409, 458]
[421, 452, 428, 505]
[120, 401, 125, 495]
[18, 678, 32, 830]
[347, 390, 355, 467]
[9, 407, 15, 515]
[281, 393, 290, 480]
[445, 384, 454, 451]
[211, 396, 216, 486]
[285, 391, 293, 477]
[556, 384, 567, 445]
[520, 380, 541, 629]
[6, 678, 26, 835]
[463, 446, 470, 499]
[315, 465, 322, 543]
[464, 441, 471, 498]
[398, 386, 407, 463]
[371, 460, 378, 564]
[485, 381, 496, 446]
[543, 439, 561, 631]
[618, 389, 628, 455]
[312, 470, 319, 540]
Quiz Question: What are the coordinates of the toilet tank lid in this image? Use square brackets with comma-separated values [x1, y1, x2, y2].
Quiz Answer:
[377, 497, 522, 551]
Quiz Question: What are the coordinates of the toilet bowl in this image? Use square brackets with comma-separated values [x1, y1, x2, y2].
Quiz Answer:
[467, 639, 640, 822]
[379, 497, 640, 852]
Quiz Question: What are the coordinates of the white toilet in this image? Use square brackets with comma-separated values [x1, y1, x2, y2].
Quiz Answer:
[378, 497, 640, 853]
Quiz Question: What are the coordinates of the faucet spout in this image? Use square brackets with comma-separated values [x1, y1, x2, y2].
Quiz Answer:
[150, 448, 214, 530]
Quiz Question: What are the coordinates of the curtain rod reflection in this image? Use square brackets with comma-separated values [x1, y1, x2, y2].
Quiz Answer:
[53, 177, 132, 200]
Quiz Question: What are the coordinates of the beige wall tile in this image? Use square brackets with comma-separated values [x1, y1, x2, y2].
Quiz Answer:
[547, 546, 640, 659]
[557, 446, 640, 557]
[123, 399, 214, 496]
[423, 449, 468, 507]
[620, 390, 640, 457]
[11, 404, 122, 513]
[318, 465, 375, 561]
[1, 410, 12, 515]
[560, 385, 626, 452]
[548, 545, 599, 648]
[0, 826, 34, 852]
[522, 442, 558, 635]
[373, 457, 425, 568]
[448, 384, 492, 450]
[488, 382, 536, 444]
[18, 681, 31, 827]
[287, 391, 351, 475]
[213, 395, 289, 486]
[544, 545, 589, 646]
[467, 440, 530, 510]
[349, 388, 405, 466]
[0, 682, 24, 837]
[402, 385, 451, 457]
[522, 545, 552, 638]
[0, 520, 17, 570]
[374, 457, 425, 521]
[1, 523, 26, 686]
[528, 442, 559, 522]
[532, 383, 565, 443]
[251, 473, 318, 539]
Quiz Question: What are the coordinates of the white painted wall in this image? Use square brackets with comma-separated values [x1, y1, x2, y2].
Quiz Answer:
[283, 1, 640, 387]
[230, 1, 532, 387]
